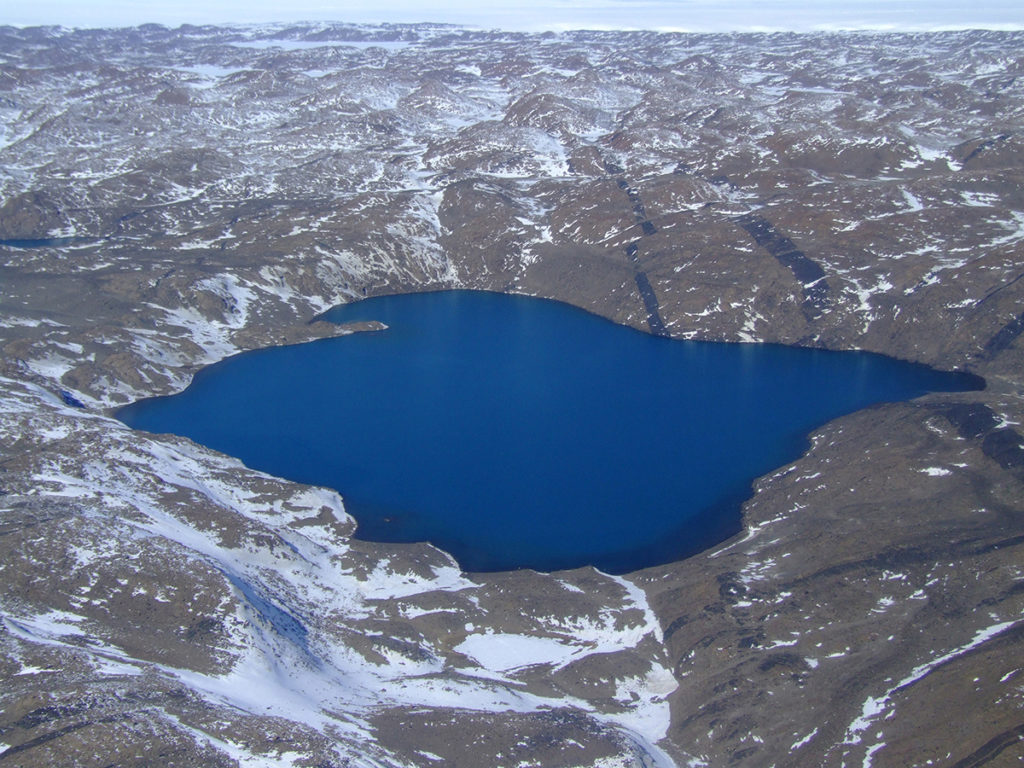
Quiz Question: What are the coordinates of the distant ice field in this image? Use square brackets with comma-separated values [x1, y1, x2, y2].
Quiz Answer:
[7, 0, 1024, 32]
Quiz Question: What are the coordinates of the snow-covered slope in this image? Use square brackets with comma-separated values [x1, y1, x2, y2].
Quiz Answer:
[1, 376, 677, 766]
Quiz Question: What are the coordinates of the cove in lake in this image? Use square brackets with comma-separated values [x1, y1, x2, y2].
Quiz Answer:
[118, 290, 983, 574]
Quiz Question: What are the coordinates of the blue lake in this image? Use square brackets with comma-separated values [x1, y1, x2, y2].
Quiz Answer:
[118, 290, 983, 574]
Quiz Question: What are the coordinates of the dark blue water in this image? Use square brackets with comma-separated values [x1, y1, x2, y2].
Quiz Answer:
[118, 290, 982, 574]
[0, 237, 93, 249]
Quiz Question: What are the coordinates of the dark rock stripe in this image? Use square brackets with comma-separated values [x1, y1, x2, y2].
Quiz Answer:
[633, 266, 668, 336]
[949, 722, 1024, 768]
[786, 533, 1024, 590]
[735, 212, 830, 320]
[981, 310, 1024, 358]
[605, 160, 668, 337]
[0, 715, 125, 762]
[624, 239, 668, 337]
[961, 133, 1011, 166]
[0, 722, 93, 761]
[974, 269, 1024, 307]
[672, 168, 830, 319]
[672, 167, 831, 321]
[615, 178, 656, 229]
[937, 402, 1001, 438]
[982, 429, 1024, 470]
[934, 402, 1024, 470]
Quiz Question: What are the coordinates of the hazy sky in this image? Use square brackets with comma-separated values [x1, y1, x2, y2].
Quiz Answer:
[4, 0, 1024, 31]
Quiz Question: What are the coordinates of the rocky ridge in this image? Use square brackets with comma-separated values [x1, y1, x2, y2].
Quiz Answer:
[0, 23, 1023, 767]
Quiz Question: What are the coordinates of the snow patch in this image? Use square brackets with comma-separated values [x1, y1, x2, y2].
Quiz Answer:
[456, 632, 580, 671]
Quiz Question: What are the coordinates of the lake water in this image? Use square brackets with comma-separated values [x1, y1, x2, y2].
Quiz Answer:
[0, 236, 95, 249]
[118, 290, 982, 574]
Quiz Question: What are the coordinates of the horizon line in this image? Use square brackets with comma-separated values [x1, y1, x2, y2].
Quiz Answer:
[6, 19, 1024, 34]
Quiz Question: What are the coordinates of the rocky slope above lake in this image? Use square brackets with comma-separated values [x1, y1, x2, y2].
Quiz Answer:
[0, 23, 1022, 767]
